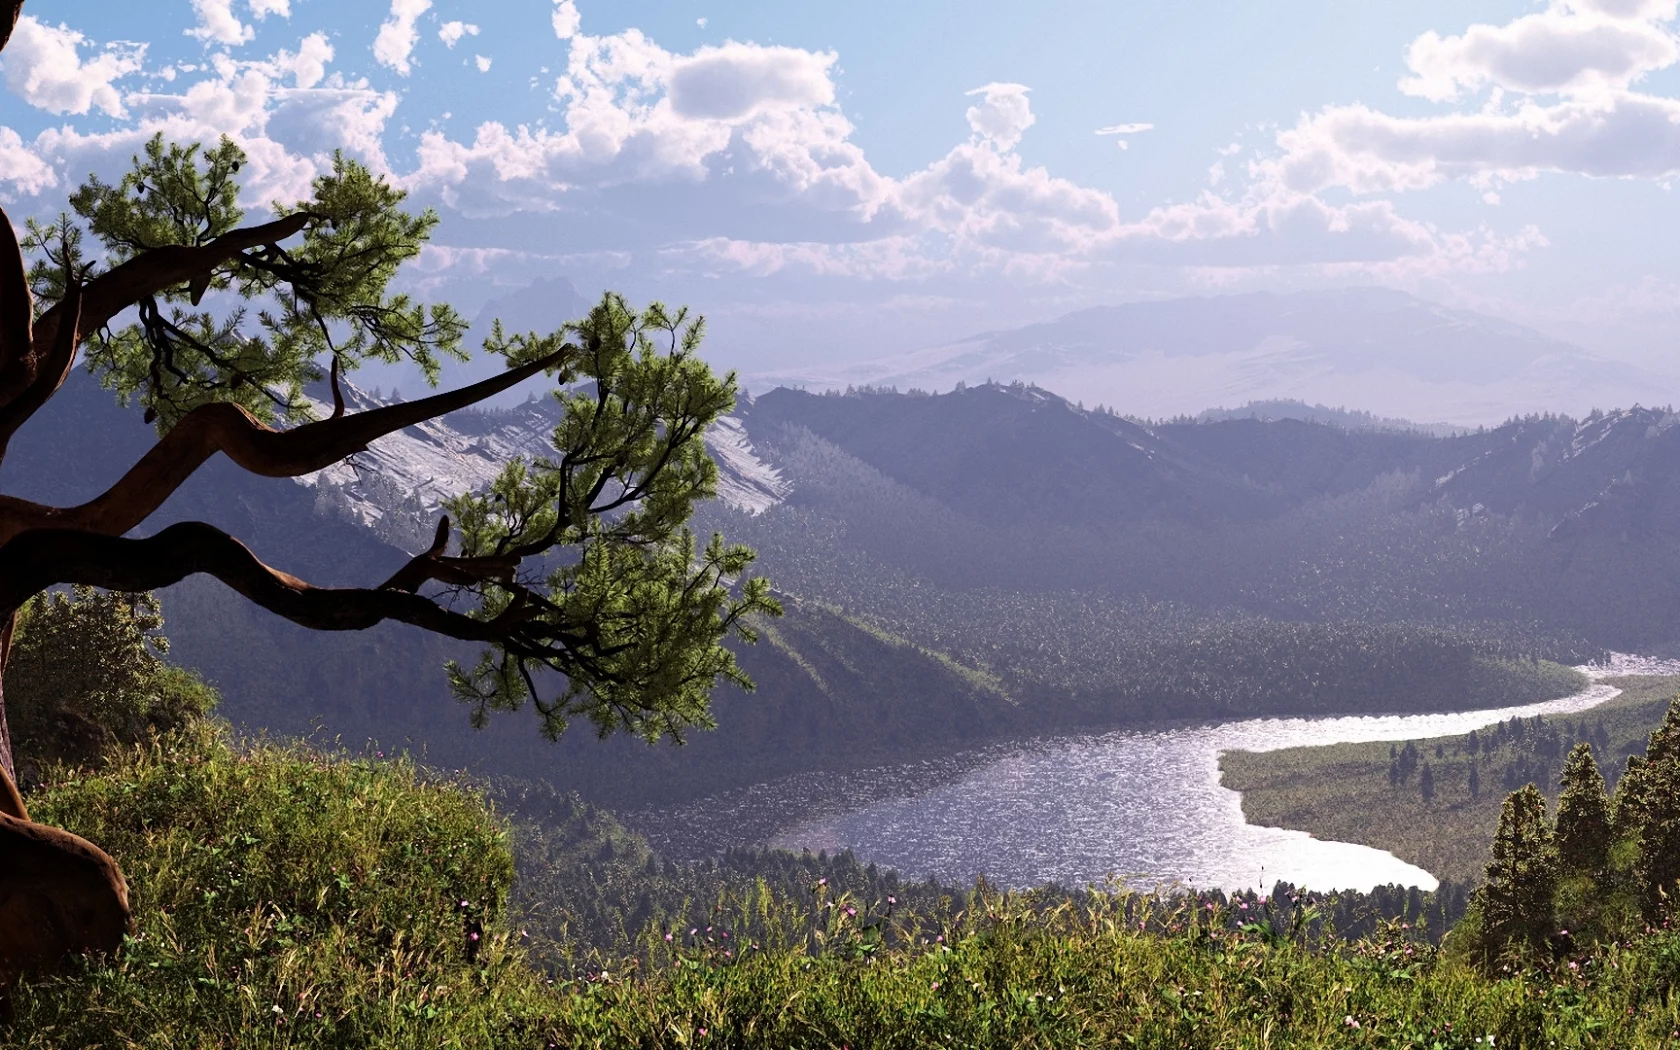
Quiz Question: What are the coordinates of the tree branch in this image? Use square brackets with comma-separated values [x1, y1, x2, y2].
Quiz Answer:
[0, 202, 32, 407]
[0, 344, 570, 545]
[0, 209, 316, 464]
[0, 2, 21, 56]
[31, 211, 313, 356]
[0, 523, 515, 644]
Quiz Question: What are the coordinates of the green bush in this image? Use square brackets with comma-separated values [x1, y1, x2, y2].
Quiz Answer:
[5, 726, 556, 1048]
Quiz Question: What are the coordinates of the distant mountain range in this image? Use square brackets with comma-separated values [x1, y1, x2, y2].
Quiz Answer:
[749, 288, 1677, 427]
[14, 353, 1680, 815]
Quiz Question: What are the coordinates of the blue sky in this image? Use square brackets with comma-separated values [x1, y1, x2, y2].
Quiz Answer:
[6, 0, 1680, 387]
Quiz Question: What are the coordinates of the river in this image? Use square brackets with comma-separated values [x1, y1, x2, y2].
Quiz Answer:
[763, 655, 1680, 894]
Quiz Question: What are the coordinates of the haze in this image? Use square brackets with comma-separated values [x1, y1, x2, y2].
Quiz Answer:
[6, 0, 1680, 422]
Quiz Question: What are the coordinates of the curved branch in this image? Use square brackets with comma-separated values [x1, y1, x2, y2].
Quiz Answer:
[0, 523, 514, 643]
[0, 211, 315, 464]
[52, 212, 313, 347]
[0, 345, 569, 545]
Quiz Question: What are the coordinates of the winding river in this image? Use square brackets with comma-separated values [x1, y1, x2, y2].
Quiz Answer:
[767, 655, 1680, 894]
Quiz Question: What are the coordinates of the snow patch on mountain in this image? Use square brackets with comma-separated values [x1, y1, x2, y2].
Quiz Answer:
[293, 381, 788, 551]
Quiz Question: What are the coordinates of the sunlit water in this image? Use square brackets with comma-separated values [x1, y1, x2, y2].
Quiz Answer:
[769, 655, 1680, 894]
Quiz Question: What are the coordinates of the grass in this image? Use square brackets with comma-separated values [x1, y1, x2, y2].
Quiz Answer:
[1221, 674, 1680, 884]
[6, 725, 555, 1048]
[9, 723, 1680, 1047]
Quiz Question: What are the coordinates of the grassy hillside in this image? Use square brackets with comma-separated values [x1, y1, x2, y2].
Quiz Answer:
[10, 728, 1680, 1047]
[1221, 674, 1680, 883]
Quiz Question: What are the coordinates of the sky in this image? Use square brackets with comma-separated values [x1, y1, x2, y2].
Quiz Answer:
[6, 0, 1680, 391]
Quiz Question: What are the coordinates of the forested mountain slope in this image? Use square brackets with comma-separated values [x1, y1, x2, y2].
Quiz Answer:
[12, 370, 1668, 812]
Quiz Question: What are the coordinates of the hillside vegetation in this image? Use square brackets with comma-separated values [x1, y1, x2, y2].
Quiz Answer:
[10, 726, 1680, 1047]
[1222, 674, 1680, 883]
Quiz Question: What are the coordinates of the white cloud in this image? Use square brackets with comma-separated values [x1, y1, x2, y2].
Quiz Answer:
[666, 44, 836, 120]
[1270, 93, 1680, 196]
[269, 32, 333, 89]
[373, 0, 431, 76]
[1256, 1, 1680, 197]
[187, 0, 253, 46]
[1562, 0, 1679, 21]
[0, 1, 1541, 292]
[0, 126, 56, 197]
[2, 16, 143, 118]
[439, 21, 479, 49]
[1400, 11, 1678, 101]
[964, 83, 1034, 150]
[552, 0, 582, 41]
[248, 0, 292, 19]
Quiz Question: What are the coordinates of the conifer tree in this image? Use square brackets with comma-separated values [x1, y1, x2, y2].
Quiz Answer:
[1472, 784, 1556, 962]
[1419, 761, 1434, 802]
[1631, 698, 1680, 915]
[1554, 743, 1610, 875]
[0, 2, 780, 979]
[1468, 761, 1480, 799]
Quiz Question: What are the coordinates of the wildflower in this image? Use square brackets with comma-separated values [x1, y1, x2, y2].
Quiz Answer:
[931, 981, 941, 990]
[1345, 1016, 1359, 1029]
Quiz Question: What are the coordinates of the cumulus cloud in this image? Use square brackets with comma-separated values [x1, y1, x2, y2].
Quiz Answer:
[667, 44, 836, 120]
[187, 0, 253, 46]
[964, 83, 1034, 150]
[249, 0, 292, 19]
[271, 32, 333, 89]
[0, 1, 1538, 290]
[1256, 0, 1680, 198]
[552, 0, 582, 40]
[0, 126, 56, 197]
[2, 16, 143, 117]
[439, 22, 479, 49]
[1400, 11, 1677, 100]
[373, 0, 431, 76]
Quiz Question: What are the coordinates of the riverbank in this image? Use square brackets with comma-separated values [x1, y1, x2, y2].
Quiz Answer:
[1220, 670, 1680, 883]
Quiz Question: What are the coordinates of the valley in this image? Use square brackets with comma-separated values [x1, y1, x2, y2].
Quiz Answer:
[12, 353, 1678, 891]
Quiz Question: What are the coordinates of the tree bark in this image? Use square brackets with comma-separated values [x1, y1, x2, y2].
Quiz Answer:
[0, 3, 21, 56]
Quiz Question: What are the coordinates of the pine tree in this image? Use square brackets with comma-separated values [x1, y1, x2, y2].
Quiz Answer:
[1472, 785, 1557, 963]
[1420, 762, 1435, 802]
[1555, 743, 1611, 875]
[1466, 728, 1481, 756]
[1632, 697, 1680, 916]
[1469, 762, 1481, 799]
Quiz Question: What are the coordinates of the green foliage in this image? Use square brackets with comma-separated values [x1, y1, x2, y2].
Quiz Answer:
[6, 586, 216, 787]
[6, 728, 552, 1046]
[1555, 743, 1611, 876]
[1223, 675, 1677, 886]
[30, 134, 466, 428]
[12, 732, 1680, 1046]
[1471, 785, 1557, 966]
[1629, 698, 1680, 917]
[445, 294, 780, 744]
